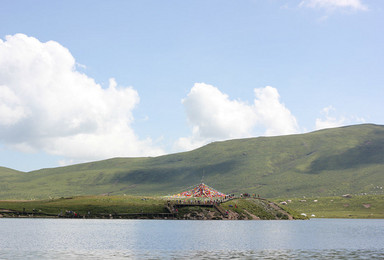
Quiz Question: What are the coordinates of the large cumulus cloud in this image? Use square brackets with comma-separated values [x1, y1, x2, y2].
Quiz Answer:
[0, 34, 163, 163]
[175, 83, 299, 151]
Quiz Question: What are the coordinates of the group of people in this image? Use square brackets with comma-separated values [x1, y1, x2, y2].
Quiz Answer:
[240, 193, 260, 198]
[171, 199, 222, 205]
[59, 210, 92, 218]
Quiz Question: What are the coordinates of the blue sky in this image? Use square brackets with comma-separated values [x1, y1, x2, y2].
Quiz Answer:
[0, 0, 383, 171]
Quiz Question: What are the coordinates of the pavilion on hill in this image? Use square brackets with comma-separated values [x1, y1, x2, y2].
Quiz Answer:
[170, 183, 227, 199]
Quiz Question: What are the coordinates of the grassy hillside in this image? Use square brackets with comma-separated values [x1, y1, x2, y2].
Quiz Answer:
[1, 124, 383, 199]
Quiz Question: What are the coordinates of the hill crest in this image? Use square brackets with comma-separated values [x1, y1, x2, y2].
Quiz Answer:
[1, 124, 383, 199]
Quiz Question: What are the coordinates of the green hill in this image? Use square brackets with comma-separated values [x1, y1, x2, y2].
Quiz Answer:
[1, 124, 383, 199]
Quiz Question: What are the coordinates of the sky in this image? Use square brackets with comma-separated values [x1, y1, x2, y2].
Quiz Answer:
[0, 0, 383, 171]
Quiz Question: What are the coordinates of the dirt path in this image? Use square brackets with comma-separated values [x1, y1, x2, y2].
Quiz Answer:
[268, 201, 293, 220]
[244, 209, 260, 220]
[227, 210, 239, 220]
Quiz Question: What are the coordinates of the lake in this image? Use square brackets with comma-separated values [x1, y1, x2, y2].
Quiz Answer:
[0, 218, 383, 259]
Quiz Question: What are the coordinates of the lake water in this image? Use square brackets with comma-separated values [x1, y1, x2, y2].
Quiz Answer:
[0, 218, 382, 259]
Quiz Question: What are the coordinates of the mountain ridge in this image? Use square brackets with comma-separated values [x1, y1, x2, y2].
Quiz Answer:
[1, 124, 383, 199]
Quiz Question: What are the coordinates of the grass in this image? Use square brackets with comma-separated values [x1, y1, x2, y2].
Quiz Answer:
[1, 195, 382, 219]
[221, 199, 275, 219]
[219, 198, 305, 220]
[272, 194, 384, 219]
[174, 206, 222, 219]
[0, 195, 299, 220]
[0, 124, 383, 200]
[0, 195, 167, 216]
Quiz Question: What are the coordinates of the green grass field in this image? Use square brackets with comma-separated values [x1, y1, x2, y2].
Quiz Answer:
[273, 194, 384, 219]
[1, 195, 382, 219]
[0, 196, 298, 220]
[222, 198, 278, 219]
[0, 195, 167, 216]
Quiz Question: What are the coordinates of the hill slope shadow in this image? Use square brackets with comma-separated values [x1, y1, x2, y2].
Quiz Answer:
[309, 139, 384, 173]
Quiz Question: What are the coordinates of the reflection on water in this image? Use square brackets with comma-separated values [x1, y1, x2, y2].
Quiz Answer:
[0, 219, 383, 259]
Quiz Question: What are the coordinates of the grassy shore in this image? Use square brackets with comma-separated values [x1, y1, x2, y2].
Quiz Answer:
[0, 196, 300, 220]
[0, 195, 167, 217]
[273, 194, 384, 219]
[1, 195, 382, 219]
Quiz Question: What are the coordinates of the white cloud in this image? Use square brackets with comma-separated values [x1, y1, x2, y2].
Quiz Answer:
[315, 105, 365, 130]
[0, 85, 27, 125]
[299, 0, 368, 11]
[253, 86, 299, 136]
[182, 83, 257, 139]
[175, 83, 299, 151]
[0, 34, 164, 163]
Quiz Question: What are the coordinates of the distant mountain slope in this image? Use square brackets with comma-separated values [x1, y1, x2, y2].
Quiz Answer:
[1, 124, 383, 199]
